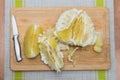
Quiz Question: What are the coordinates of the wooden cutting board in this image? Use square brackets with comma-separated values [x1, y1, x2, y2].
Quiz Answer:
[10, 7, 110, 71]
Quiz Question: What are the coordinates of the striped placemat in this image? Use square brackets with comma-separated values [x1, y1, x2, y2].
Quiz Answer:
[4, 0, 116, 80]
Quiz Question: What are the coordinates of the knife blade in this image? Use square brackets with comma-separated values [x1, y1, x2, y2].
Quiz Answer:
[12, 15, 22, 62]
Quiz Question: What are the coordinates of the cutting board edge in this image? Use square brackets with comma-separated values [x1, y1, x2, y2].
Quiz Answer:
[10, 7, 111, 71]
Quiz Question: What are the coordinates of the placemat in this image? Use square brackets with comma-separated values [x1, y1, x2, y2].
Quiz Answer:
[4, 0, 116, 80]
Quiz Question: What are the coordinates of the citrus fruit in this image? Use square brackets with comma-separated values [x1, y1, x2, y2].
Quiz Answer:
[54, 9, 97, 47]
[38, 28, 64, 72]
[23, 25, 43, 58]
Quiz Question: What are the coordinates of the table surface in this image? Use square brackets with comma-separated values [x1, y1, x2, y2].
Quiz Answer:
[0, 0, 4, 80]
[0, 0, 120, 80]
[114, 0, 120, 80]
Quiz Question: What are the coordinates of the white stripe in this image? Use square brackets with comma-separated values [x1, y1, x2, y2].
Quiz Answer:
[105, 0, 116, 80]
[22, 0, 24, 7]
[25, 0, 97, 7]
[4, 0, 13, 80]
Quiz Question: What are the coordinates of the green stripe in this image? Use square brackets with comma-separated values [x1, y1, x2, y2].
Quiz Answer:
[96, 0, 104, 7]
[98, 71, 106, 80]
[96, 0, 106, 80]
[14, 72, 22, 80]
[13, 0, 23, 80]
[15, 0, 22, 8]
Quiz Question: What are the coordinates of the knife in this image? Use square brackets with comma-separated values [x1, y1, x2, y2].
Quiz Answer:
[12, 15, 22, 62]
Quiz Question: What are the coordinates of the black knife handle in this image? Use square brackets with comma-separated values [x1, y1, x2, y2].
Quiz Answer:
[13, 35, 22, 62]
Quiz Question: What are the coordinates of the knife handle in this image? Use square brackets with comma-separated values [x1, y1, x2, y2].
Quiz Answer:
[13, 35, 22, 62]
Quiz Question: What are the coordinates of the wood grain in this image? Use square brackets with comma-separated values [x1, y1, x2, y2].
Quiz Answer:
[114, 0, 120, 80]
[10, 7, 110, 71]
[0, 0, 4, 80]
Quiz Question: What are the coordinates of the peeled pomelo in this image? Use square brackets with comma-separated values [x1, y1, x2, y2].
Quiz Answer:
[54, 9, 97, 47]
[38, 28, 64, 72]
[23, 25, 43, 58]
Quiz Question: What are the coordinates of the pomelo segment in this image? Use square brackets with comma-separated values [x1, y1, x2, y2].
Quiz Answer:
[38, 29, 64, 72]
[23, 25, 43, 58]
